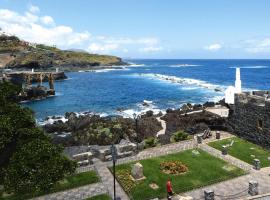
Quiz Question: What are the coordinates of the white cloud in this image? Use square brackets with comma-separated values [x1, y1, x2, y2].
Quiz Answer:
[244, 38, 270, 53]
[139, 46, 163, 52]
[0, 8, 90, 48]
[29, 5, 40, 13]
[97, 37, 159, 46]
[88, 43, 119, 53]
[40, 16, 54, 25]
[0, 7, 161, 55]
[204, 43, 222, 51]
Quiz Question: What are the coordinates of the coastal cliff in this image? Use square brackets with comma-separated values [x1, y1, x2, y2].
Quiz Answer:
[0, 34, 127, 71]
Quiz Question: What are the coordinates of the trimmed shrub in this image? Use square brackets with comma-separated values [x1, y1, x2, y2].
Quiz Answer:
[171, 131, 189, 142]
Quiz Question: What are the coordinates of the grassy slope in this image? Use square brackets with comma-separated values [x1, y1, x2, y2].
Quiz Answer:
[209, 137, 270, 167]
[0, 171, 100, 200]
[115, 149, 245, 200]
[0, 34, 124, 69]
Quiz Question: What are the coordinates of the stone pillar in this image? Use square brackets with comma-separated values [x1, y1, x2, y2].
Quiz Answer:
[248, 181, 258, 196]
[48, 73, 54, 90]
[197, 135, 202, 144]
[253, 159, 261, 170]
[26, 74, 31, 86]
[216, 131, 220, 139]
[204, 189, 214, 200]
[39, 73, 43, 86]
[222, 146, 228, 155]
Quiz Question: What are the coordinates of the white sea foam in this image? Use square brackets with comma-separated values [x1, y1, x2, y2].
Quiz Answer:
[118, 100, 165, 118]
[229, 66, 269, 69]
[127, 62, 145, 67]
[95, 67, 129, 73]
[133, 73, 224, 92]
[38, 111, 109, 125]
[169, 64, 201, 67]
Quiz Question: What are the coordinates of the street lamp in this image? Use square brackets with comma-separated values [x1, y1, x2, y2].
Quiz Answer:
[110, 144, 117, 200]
[133, 113, 140, 152]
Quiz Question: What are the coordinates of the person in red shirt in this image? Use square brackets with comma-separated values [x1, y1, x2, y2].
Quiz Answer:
[166, 177, 174, 200]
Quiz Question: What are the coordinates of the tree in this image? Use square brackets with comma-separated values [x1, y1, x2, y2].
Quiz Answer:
[0, 82, 76, 194]
[4, 139, 76, 194]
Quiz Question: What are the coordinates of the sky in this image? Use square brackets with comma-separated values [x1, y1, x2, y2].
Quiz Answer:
[1, 0, 270, 59]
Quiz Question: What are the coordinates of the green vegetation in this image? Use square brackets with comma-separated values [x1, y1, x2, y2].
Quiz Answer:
[209, 137, 270, 167]
[0, 34, 124, 70]
[114, 149, 245, 200]
[0, 171, 99, 200]
[144, 137, 158, 148]
[86, 194, 111, 200]
[170, 130, 191, 142]
[0, 82, 76, 197]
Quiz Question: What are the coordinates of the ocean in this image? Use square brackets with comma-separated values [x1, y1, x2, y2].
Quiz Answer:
[23, 59, 270, 121]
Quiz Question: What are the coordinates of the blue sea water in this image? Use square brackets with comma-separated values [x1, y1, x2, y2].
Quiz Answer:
[23, 59, 270, 120]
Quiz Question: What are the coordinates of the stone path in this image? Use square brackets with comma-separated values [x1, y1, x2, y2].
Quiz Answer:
[107, 139, 197, 167]
[93, 158, 130, 200]
[33, 182, 106, 200]
[183, 167, 270, 200]
[156, 116, 166, 137]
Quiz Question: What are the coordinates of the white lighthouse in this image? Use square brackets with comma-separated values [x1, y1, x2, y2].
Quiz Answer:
[225, 67, 242, 104]
[235, 68, 242, 93]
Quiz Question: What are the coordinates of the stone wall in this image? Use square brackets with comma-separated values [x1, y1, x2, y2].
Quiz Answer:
[228, 91, 270, 148]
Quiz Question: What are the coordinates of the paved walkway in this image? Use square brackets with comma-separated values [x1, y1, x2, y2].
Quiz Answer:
[107, 139, 197, 167]
[33, 182, 106, 200]
[183, 167, 270, 200]
[156, 116, 166, 137]
[93, 159, 130, 200]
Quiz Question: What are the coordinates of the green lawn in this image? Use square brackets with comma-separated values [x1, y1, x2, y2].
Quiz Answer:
[114, 149, 245, 200]
[0, 171, 100, 200]
[209, 137, 270, 168]
[86, 194, 111, 200]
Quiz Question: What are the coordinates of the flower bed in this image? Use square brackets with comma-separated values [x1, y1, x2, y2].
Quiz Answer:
[160, 161, 188, 175]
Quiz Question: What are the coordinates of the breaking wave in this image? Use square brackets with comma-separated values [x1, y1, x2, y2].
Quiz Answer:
[132, 73, 224, 92]
[169, 64, 201, 67]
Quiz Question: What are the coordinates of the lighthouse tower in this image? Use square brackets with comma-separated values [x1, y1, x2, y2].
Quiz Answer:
[235, 67, 242, 93]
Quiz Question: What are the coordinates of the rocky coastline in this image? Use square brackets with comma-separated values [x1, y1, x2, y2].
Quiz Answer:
[42, 99, 230, 147]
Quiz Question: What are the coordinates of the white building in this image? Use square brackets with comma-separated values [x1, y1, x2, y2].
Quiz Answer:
[225, 67, 242, 104]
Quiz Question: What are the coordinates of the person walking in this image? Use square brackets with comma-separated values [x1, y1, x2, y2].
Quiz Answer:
[166, 177, 174, 200]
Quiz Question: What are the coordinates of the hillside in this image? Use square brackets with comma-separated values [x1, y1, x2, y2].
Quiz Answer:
[0, 34, 127, 70]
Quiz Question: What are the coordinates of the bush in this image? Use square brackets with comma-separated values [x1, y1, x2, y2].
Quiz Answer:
[144, 137, 158, 148]
[171, 131, 189, 142]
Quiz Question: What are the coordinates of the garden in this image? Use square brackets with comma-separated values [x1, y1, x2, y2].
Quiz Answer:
[0, 171, 100, 200]
[209, 137, 270, 167]
[114, 149, 245, 200]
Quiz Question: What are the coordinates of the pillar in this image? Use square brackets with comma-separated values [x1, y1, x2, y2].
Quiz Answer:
[222, 146, 228, 155]
[48, 73, 54, 90]
[253, 159, 261, 170]
[39, 73, 43, 86]
[248, 181, 258, 196]
[216, 131, 220, 139]
[204, 189, 214, 200]
[26, 74, 31, 86]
